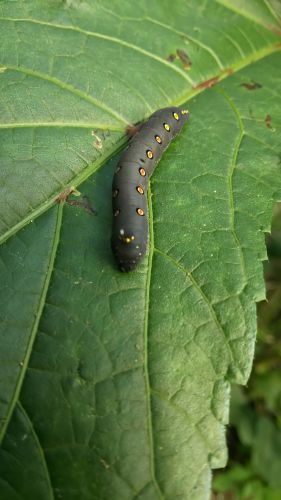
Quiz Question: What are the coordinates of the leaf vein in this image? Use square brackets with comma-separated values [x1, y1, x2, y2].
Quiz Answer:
[0, 17, 193, 85]
[146, 17, 224, 70]
[215, 88, 248, 285]
[0, 204, 64, 444]
[2, 64, 129, 126]
[154, 247, 234, 365]
[18, 402, 55, 500]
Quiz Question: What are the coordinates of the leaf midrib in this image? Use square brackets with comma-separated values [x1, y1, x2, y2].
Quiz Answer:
[143, 185, 164, 498]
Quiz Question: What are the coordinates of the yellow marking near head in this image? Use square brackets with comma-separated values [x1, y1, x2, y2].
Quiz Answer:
[119, 234, 135, 244]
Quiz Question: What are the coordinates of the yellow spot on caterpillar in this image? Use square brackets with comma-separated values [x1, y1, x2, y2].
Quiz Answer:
[146, 150, 153, 159]
[164, 123, 170, 131]
[119, 234, 135, 244]
[173, 112, 179, 120]
[139, 167, 146, 177]
[181, 109, 189, 115]
[137, 186, 144, 194]
[155, 135, 162, 144]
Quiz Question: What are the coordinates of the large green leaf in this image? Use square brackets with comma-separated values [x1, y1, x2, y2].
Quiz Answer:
[1, 1, 281, 498]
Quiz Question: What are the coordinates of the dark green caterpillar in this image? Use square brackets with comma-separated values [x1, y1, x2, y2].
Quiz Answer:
[111, 107, 190, 272]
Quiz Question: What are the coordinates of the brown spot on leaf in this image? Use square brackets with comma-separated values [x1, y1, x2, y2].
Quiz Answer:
[56, 186, 80, 203]
[195, 75, 219, 89]
[67, 196, 97, 215]
[271, 27, 281, 37]
[241, 82, 262, 90]
[126, 124, 142, 137]
[56, 188, 97, 214]
[166, 53, 176, 62]
[265, 114, 276, 132]
[176, 49, 192, 70]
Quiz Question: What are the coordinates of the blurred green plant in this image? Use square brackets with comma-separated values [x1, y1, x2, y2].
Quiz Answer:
[213, 203, 281, 499]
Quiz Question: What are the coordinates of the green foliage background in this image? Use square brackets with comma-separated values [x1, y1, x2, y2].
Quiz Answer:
[213, 207, 281, 499]
[1, 1, 281, 499]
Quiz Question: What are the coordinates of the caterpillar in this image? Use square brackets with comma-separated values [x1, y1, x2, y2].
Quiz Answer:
[111, 106, 190, 272]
